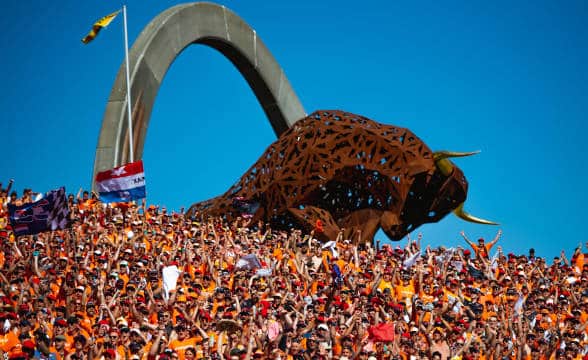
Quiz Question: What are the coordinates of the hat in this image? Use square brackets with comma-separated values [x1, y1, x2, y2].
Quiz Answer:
[104, 349, 116, 358]
[5, 312, 18, 320]
[74, 335, 87, 345]
[22, 340, 35, 350]
[317, 323, 329, 331]
[8, 352, 26, 360]
[229, 348, 242, 356]
[54, 318, 67, 327]
[55, 334, 67, 341]
[433, 327, 444, 334]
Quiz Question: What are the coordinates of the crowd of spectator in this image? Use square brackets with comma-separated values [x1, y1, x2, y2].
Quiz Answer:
[1, 181, 587, 360]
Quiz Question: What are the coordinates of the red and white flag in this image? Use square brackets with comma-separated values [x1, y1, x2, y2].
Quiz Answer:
[95, 160, 146, 203]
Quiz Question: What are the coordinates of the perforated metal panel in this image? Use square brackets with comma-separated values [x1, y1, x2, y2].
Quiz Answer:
[188, 110, 468, 242]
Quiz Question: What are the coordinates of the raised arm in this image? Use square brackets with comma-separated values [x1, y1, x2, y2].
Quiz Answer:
[488, 229, 502, 247]
[460, 230, 474, 247]
[5, 179, 13, 195]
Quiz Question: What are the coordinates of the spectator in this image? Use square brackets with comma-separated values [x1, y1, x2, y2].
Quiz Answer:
[0, 186, 587, 359]
[460, 229, 502, 260]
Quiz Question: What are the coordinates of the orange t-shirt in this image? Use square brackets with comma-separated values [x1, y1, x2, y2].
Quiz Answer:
[469, 243, 493, 259]
[169, 337, 202, 360]
[395, 282, 415, 303]
[0, 330, 19, 353]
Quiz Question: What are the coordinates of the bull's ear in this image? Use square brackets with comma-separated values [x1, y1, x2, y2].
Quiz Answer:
[453, 203, 499, 225]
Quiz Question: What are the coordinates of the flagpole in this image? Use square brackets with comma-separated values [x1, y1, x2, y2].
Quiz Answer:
[123, 5, 134, 163]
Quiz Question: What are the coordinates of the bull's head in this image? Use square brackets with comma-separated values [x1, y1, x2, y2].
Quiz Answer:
[379, 149, 497, 241]
[433, 150, 498, 225]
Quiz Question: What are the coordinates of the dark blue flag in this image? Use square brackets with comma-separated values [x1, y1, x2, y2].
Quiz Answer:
[8, 187, 69, 237]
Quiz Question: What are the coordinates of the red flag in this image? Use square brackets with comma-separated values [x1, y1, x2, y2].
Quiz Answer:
[368, 323, 395, 342]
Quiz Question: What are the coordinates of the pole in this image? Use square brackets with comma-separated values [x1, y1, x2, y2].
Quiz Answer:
[123, 5, 134, 163]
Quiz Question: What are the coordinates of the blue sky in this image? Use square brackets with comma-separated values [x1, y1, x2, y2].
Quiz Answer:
[1, 0, 586, 259]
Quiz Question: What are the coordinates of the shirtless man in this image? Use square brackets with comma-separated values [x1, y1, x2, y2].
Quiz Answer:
[428, 328, 450, 360]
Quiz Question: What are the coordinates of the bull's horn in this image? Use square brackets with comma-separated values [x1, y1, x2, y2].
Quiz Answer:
[453, 203, 499, 225]
[433, 151, 480, 176]
[433, 150, 480, 161]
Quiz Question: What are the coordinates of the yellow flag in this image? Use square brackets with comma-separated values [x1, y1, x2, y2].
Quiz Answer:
[82, 10, 120, 44]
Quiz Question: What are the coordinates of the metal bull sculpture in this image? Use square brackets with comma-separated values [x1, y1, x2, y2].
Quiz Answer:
[187, 110, 497, 242]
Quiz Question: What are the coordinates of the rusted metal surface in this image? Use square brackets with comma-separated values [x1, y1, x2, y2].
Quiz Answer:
[188, 110, 474, 242]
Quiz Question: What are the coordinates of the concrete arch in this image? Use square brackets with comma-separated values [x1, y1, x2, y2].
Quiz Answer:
[93, 2, 306, 180]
